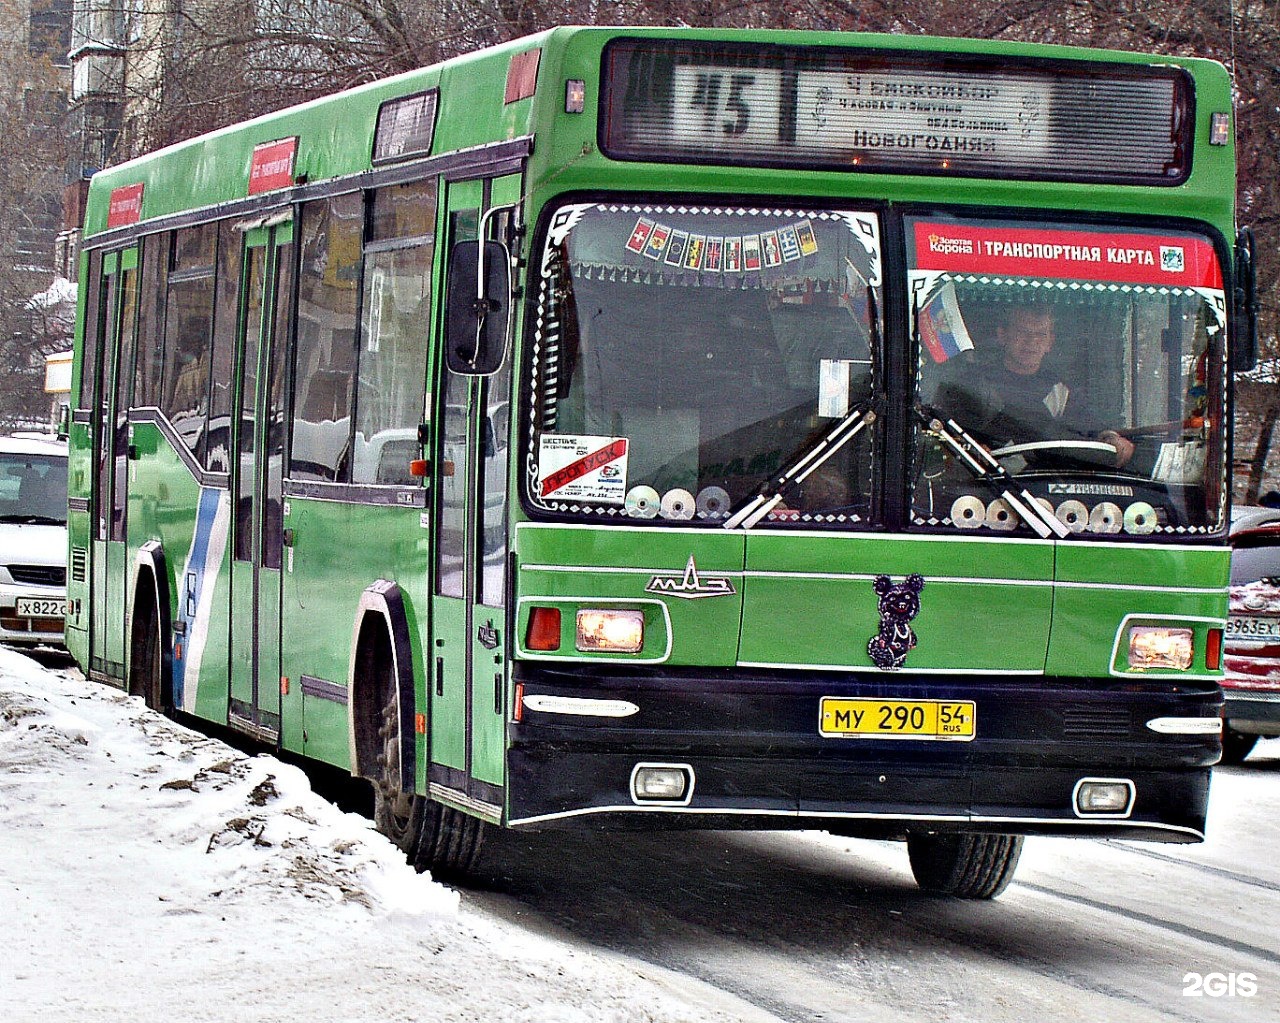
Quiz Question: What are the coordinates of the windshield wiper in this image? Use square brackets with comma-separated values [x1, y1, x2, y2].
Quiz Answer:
[725, 401, 877, 529]
[916, 404, 1069, 539]
[0, 514, 65, 525]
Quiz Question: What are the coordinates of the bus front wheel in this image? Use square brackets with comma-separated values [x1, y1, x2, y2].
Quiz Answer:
[1220, 728, 1258, 765]
[372, 684, 425, 856]
[370, 677, 485, 879]
[907, 831, 1023, 899]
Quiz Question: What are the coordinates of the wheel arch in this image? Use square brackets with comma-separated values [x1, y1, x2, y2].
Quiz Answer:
[128, 540, 172, 704]
[348, 579, 418, 788]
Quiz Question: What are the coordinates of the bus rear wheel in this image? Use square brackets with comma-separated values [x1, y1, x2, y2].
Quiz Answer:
[907, 831, 1023, 899]
[128, 586, 167, 713]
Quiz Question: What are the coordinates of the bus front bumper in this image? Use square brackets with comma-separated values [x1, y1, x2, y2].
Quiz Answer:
[505, 665, 1220, 842]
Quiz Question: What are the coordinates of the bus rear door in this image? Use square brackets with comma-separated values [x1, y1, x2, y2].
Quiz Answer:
[228, 220, 295, 738]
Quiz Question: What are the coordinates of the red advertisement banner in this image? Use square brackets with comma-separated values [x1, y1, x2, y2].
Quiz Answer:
[248, 138, 297, 195]
[106, 183, 144, 228]
[913, 221, 1222, 289]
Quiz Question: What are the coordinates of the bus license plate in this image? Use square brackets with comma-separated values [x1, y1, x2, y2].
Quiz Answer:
[15, 597, 67, 619]
[820, 698, 976, 741]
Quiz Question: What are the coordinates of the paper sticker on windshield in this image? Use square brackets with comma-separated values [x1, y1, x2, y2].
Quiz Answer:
[818, 360, 853, 418]
[644, 223, 671, 260]
[796, 220, 819, 256]
[664, 230, 689, 267]
[539, 435, 629, 503]
[705, 237, 724, 272]
[626, 217, 655, 254]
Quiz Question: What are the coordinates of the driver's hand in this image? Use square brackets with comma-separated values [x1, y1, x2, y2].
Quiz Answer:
[1098, 430, 1135, 468]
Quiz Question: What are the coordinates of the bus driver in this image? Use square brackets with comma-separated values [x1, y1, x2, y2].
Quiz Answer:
[944, 302, 1136, 468]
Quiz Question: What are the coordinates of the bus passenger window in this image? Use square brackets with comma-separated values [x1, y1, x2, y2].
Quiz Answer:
[160, 224, 217, 461]
[206, 221, 243, 473]
[353, 180, 435, 486]
[133, 233, 169, 409]
[290, 194, 361, 482]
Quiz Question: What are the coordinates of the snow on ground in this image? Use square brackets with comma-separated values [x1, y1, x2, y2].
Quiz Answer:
[0, 648, 773, 1023]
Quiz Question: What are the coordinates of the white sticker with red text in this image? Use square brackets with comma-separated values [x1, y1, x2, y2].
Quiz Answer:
[538, 435, 629, 503]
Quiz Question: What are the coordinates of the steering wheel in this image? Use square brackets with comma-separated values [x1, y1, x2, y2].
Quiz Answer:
[990, 439, 1118, 459]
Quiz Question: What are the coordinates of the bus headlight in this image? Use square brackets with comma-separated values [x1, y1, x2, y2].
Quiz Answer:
[1128, 626, 1193, 670]
[576, 609, 644, 652]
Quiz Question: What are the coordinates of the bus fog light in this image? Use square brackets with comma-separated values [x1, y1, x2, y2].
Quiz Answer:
[631, 764, 691, 803]
[1074, 778, 1135, 816]
[576, 608, 644, 652]
[1128, 626, 1192, 670]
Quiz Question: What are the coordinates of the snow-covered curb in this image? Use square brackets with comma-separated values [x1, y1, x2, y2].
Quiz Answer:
[0, 649, 766, 1023]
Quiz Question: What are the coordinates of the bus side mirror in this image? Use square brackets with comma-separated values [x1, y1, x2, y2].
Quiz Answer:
[445, 239, 510, 376]
[1233, 226, 1258, 372]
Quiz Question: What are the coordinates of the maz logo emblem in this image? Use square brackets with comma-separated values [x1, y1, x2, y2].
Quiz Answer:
[645, 555, 735, 600]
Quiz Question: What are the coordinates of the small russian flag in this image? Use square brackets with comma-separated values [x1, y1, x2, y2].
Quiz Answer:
[919, 282, 975, 363]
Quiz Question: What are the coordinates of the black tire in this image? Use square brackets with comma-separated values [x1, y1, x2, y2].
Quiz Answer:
[907, 832, 1024, 899]
[128, 589, 166, 713]
[372, 683, 425, 857]
[1220, 728, 1258, 766]
[370, 669, 486, 879]
[414, 800, 487, 879]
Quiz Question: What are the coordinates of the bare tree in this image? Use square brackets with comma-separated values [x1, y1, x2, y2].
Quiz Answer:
[0, 0, 73, 428]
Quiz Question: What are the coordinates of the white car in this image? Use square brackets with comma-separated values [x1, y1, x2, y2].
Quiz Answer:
[0, 435, 67, 648]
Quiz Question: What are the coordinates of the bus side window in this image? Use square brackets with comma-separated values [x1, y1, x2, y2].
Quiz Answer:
[206, 220, 244, 474]
[133, 231, 170, 409]
[79, 252, 103, 411]
[352, 179, 436, 486]
[290, 194, 362, 483]
[160, 224, 217, 462]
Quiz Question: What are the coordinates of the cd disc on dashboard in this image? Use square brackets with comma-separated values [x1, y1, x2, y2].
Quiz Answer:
[985, 498, 1017, 531]
[660, 488, 696, 520]
[696, 486, 730, 519]
[950, 495, 985, 529]
[1089, 501, 1122, 534]
[624, 485, 660, 519]
[1055, 500, 1088, 532]
[1124, 501, 1158, 535]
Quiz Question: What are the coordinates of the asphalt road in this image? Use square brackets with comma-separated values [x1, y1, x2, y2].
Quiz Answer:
[466, 745, 1280, 1023]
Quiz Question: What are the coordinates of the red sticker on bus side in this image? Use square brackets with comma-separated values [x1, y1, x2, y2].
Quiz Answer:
[248, 138, 298, 195]
[106, 183, 144, 227]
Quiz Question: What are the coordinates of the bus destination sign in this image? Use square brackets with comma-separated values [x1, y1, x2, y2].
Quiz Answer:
[603, 39, 1190, 185]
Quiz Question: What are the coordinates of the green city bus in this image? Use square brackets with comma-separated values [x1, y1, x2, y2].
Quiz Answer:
[68, 27, 1253, 898]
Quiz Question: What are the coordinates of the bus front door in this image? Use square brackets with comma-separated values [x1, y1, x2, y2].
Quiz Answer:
[228, 222, 295, 739]
[430, 174, 518, 818]
[91, 247, 138, 681]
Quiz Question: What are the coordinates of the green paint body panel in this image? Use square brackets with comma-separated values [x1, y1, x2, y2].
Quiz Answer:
[280, 498, 430, 769]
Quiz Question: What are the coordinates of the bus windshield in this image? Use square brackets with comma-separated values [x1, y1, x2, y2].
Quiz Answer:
[909, 215, 1227, 536]
[527, 202, 882, 525]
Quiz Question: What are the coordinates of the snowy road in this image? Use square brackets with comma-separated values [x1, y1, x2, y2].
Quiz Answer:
[469, 756, 1280, 1023]
[3, 648, 1277, 1023]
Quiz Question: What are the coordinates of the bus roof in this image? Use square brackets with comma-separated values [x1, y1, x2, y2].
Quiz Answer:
[82, 26, 1235, 240]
